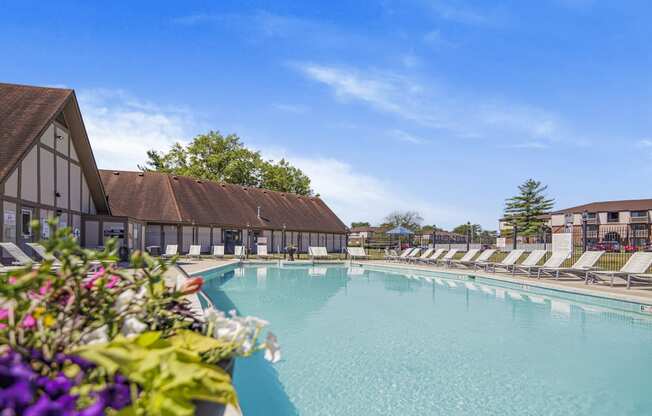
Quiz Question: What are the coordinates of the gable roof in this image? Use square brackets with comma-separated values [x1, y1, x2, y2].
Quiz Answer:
[99, 170, 349, 233]
[0, 82, 110, 214]
[0, 83, 71, 181]
[551, 199, 652, 215]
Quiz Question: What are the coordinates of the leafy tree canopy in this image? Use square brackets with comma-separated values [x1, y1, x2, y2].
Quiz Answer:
[351, 222, 371, 228]
[140, 131, 313, 196]
[382, 211, 423, 231]
[503, 179, 554, 236]
[452, 223, 482, 236]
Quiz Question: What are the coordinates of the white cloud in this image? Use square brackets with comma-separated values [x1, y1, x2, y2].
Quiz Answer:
[77, 89, 193, 170]
[294, 62, 579, 147]
[391, 129, 429, 144]
[637, 139, 652, 147]
[258, 146, 471, 227]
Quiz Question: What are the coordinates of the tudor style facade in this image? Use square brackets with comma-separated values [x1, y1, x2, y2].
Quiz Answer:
[0, 82, 348, 260]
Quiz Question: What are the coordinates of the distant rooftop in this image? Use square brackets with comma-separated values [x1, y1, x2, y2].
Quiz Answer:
[551, 198, 652, 215]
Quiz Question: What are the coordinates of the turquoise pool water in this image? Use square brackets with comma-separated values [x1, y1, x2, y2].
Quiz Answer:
[200, 264, 652, 416]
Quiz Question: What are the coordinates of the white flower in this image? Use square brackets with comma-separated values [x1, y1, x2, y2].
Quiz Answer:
[121, 317, 148, 337]
[81, 325, 109, 345]
[263, 332, 281, 363]
[115, 287, 146, 314]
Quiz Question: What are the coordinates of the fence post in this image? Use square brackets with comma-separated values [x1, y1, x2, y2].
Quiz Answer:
[582, 210, 588, 253]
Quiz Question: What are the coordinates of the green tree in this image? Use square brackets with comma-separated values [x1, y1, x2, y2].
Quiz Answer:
[452, 223, 482, 238]
[140, 131, 313, 195]
[382, 211, 423, 231]
[503, 179, 554, 236]
[420, 224, 442, 234]
[351, 222, 371, 228]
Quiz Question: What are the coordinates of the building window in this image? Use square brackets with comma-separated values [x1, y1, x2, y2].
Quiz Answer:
[607, 212, 619, 223]
[3, 201, 16, 242]
[586, 212, 596, 220]
[21, 208, 33, 237]
[631, 211, 648, 221]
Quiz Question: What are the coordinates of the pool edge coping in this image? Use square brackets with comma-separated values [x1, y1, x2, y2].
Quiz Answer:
[355, 260, 652, 308]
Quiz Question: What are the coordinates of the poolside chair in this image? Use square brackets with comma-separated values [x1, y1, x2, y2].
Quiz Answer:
[435, 249, 459, 266]
[455, 249, 496, 269]
[27, 242, 110, 272]
[257, 245, 271, 259]
[409, 247, 433, 263]
[187, 245, 201, 260]
[506, 250, 548, 276]
[308, 246, 329, 260]
[402, 248, 421, 262]
[483, 249, 524, 272]
[537, 251, 605, 280]
[212, 245, 225, 258]
[161, 244, 178, 259]
[0, 242, 37, 266]
[26, 243, 62, 266]
[394, 248, 416, 261]
[519, 250, 571, 277]
[347, 246, 368, 260]
[586, 252, 652, 289]
[384, 248, 398, 260]
[234, 245, 246, 260]
[448, 249, 480, 268]
[418, 248, 446, 264]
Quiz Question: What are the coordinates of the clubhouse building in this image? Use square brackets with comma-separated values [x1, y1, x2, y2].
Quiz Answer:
[0, 83, 348, 258]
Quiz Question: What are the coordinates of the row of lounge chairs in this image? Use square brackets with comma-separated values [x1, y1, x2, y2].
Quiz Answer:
[384, 247, 652, 289]
[162, 244, 339, 261]
[0, 242, 107, 272]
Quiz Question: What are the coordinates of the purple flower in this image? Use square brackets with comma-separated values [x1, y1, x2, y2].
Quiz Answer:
[24, 395, 71, 416]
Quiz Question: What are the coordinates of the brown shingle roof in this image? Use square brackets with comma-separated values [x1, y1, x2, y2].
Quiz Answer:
[0, 83, 72, 181]
[99, 170, 349, 233]
[551, 199, 652, 215]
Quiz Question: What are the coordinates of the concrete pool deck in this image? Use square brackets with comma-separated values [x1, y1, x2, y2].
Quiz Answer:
[358, 260, 652, 306]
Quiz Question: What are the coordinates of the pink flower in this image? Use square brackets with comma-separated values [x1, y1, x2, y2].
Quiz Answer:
[105, 275, 120, 289]
[39, 280, 52, 296]
[0, 323, 6, 330]
[8, 276, 17, 284]
[0, 308, 8, 321]
[84, 267, 106, 289]
[21, 315, 36, 328]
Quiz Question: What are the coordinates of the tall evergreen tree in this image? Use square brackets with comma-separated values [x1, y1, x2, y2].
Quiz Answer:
[503, 179, 554, 236]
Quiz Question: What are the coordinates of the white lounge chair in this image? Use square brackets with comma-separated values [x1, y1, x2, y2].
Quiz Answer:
[391, 248, 415, 261]
[234, 245, 246, 260]
[0, 242, 37, 266]
[519, 250, 571, 277]
[484, 249, 524, 272]
[448, 249, 480, 268]
[384, 248, 398, 260]
[347, 246, 368, 260]
[161, 244, 178, 259]
[409, 247, 433, 263]
[419, 248, 446, 264]
[27, 242, 110, 272]
[308, 246, 329, 260]
[537, 251, 605, 280]
[587, 252, 652, 289]
[507, 250, 548, 276]
[455, 249, 496, 269]
[257, 245, 271, 259]
[26, 242, 61, 266]
[187, 245, 201, 260]
[436, 249, 459, 266]
[212, 245, 225, 258]
[401, 248, 421, 262]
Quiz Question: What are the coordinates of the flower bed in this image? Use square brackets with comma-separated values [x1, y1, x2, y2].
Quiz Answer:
[0, 222, 279, 415]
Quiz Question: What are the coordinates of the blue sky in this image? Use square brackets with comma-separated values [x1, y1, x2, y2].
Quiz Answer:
[1, 0, 651, 229]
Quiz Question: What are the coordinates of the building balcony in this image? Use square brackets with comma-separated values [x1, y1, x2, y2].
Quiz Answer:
[631, 215, 649, 224]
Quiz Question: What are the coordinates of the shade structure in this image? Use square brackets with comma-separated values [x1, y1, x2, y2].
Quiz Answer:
[386, 226, 414, 236]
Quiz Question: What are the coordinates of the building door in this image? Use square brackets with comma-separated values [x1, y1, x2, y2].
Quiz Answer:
[223, 229, 242, 254]
[19, 206, 35, 250]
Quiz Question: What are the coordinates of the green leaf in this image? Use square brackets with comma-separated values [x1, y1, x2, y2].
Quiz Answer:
[168, 329, 228, 353]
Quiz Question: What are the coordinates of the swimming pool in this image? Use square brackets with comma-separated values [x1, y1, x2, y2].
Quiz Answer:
[200, 264, 652, 415]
